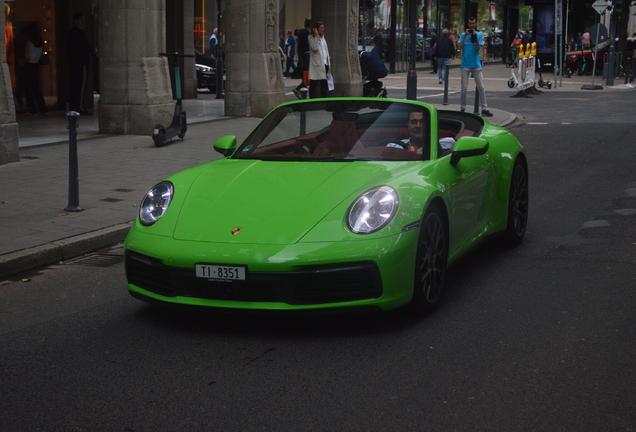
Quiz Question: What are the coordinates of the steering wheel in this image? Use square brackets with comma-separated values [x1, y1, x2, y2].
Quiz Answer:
[375, 138, 407, 149]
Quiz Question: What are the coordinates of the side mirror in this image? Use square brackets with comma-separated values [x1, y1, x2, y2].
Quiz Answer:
[213, 135, 237, 156]
[450, 136, 489, 167]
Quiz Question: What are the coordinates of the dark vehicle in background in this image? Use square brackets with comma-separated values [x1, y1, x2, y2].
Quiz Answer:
[195, 50, 217, 92]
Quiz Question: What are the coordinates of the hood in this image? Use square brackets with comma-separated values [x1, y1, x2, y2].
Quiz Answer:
[172, 159, 399, 244]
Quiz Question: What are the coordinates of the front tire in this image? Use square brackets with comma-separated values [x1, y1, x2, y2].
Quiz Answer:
[501, 160, 529, 245]
[411, 202, 448, 312]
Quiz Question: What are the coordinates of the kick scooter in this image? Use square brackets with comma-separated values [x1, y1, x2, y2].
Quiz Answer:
[152, 52, 194, 147]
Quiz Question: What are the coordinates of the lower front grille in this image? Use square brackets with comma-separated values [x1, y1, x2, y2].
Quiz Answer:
[125, 252, 382, 305]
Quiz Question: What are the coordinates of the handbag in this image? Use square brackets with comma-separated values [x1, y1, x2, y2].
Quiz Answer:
[428, 47, 436, 59]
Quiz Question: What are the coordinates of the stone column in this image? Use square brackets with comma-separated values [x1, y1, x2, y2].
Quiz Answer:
[99, 0, 174, 135]
[312, 0, 362, 97]
[0, 11, 19, 165]
[224, 0, 286, 117]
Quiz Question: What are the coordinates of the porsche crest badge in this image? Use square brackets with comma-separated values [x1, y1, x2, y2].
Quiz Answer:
[231, 227, 242, 235]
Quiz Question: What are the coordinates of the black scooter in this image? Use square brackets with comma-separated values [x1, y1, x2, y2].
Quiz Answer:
[152, 52, 194, 147]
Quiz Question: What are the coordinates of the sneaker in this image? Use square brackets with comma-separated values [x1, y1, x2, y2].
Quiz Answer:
[627, 83, 634, 88]
[293, 88, 302, 99]
[439, 80, 442, 84]
[481, 109, 494, 117]
[460, 107, 465, 112]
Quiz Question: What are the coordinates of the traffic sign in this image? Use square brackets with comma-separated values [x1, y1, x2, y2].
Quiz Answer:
[592, 0, 609, 15]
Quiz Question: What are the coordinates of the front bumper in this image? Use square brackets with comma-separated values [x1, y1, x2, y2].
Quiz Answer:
[197, 70, 216, 88]
[124, 228, 419, 312]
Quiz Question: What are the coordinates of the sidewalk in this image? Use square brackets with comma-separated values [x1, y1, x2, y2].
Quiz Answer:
[0, 63, 631, 278]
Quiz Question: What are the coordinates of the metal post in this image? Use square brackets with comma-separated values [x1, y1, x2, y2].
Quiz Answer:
[65, 112, 82, 212]
[607, 10, 615, 86]
[215, 0, 224, 99]
[442, 63, 449, 105]
[473, 87, 479, 114]
[406, 0, 418, 100]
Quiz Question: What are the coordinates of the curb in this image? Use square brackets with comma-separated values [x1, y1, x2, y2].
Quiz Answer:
[0, 222, 133, 279]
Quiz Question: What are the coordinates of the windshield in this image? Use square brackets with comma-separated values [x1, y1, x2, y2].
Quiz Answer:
[233, 100, 433, 162]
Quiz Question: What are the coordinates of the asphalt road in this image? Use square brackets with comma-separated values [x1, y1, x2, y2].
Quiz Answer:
[1, 89, 635, 432]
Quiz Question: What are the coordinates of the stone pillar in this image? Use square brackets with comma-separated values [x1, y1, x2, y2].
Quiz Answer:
[0, 11, 19, 165]
[98, 0, 174, 135]
[313, 0, 362, 97]
[224, 0, 286, 117]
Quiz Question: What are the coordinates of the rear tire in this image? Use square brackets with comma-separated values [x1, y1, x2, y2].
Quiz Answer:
[501, 160, 529, 245]
[411, 202, 448, 312]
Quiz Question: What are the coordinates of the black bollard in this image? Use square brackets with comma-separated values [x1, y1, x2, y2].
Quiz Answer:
[65, 111, 83, 212]
[473, 87, 479, 114]
[442, 64, 449, 105]
[406, 69, 418, 100]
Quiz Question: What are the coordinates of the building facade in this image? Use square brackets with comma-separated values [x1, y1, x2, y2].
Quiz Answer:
[2, 0, 635, 164]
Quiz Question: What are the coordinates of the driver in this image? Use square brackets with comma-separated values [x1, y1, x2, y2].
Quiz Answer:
[386, 110, 455, 154]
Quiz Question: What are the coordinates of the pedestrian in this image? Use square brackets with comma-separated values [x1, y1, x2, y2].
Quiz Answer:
[457, 17, 493, 117]
[574, 32, 582, 50]
[581, 30, 590, 48]
[492, 32, 502, 60]
[449, 30, 457, 50]
[308, 21, 331, 99]
[209, 28, 218, 54]
[283, 29, 296, 78]
[435, 29, 455, 85]
[510, 34, 522, 66]
[66, 12, 92, 114]
[429, 30, 439, 74]
[293, 18, 312, 99]
[372, 28, 384, 58]
[209, 28, 218, 57]
[4, 4, 16, 98]
[23, 23, 47, 115]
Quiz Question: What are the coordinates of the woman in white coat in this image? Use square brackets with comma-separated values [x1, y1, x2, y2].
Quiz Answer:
[308, 21, 331, 98]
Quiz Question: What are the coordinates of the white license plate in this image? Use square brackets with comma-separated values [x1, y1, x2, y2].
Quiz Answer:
[195, 264, 246, 281]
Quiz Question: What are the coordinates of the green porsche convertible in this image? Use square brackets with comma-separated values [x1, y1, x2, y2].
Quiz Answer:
[125, 98, 528, 313]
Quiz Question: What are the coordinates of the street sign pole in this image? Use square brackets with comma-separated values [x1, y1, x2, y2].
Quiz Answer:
[582, 0, 609, 90]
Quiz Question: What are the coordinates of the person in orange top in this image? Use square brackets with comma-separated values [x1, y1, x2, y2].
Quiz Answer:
[4, 3, 16, 93]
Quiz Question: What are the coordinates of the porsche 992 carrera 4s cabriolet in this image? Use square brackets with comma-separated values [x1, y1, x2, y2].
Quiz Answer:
[125, 98, 528, 314]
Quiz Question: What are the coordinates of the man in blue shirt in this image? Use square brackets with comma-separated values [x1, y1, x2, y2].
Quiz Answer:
[209, 28, 218, 57]
[457, 18, 493, 117]
[284, 29, 296, 77]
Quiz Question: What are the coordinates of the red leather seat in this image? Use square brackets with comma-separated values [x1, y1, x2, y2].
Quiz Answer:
[313, 120, 359, 156]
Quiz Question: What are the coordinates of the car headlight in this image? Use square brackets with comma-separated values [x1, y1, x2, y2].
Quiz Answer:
[139, 181, 174, 226]
[196, 64, 214, 73]
[347, 186, 399, 234]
